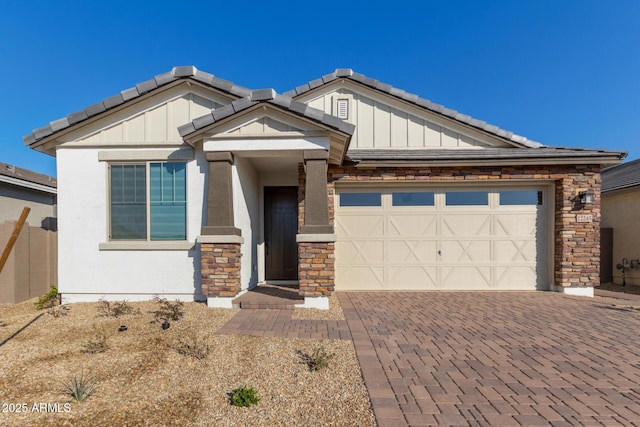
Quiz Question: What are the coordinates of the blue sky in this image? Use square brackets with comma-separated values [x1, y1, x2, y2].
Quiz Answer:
[2, 1, 638, 177]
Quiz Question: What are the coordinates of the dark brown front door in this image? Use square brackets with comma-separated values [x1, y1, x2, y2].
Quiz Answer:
[265, 186, 298, 280]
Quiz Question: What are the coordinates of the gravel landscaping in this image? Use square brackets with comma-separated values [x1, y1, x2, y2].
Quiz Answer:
[0, 297, 374, 426]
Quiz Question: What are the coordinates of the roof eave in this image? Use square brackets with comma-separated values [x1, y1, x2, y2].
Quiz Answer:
[24, 66, 250, 151]
[0, 174, 57, 194]
[180, 99, 354, 164]
[351, 156, 625, 168]
[602, 184, 640, 195]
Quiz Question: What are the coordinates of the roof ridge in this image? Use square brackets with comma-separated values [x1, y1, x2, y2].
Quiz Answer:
[284, 68, 543, 149]
[23, 66, 251, 146]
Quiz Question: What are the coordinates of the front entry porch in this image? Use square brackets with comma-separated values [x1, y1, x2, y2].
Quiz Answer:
[231, 283, 303, 309]
[198, 149, 337, 310]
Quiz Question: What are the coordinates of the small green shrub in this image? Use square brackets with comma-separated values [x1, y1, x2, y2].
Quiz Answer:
[97, 298, 140, 318]
[82, 328, 109, 354]
[230, 386, 260, 407]
[174, 333, 210, 359]
[300, 346, 335, 371]
[153, 296, 184, 322]
[35, 285, 59, 310]
[61, 370, 97, 403]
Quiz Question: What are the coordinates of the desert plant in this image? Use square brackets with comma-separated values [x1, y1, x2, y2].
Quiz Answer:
[153, 296, 184, 322]
[173, 333, 210, 359]
[61, 370, 97, 403]
[82, 328, 109, 354]
[299, 346, 335, 371]
[48, 305, 69, 318]
[35, 285, 59, 310]
[229, 386, 260, 407]
[97, 298, 140, 318]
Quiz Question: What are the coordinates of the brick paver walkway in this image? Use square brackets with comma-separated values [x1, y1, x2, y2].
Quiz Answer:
[339, 292, 640, 426]
[216, 309, 351, 340]
[217, 292, 640, 426]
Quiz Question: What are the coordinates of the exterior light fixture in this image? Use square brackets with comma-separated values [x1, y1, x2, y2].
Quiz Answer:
[579, 190, 594, 205]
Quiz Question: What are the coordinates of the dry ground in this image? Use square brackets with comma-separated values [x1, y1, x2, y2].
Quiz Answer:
[0, 297, 374, 426]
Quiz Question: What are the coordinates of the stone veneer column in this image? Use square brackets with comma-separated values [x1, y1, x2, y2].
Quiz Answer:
[298, 241, 335, 297]
[297, 151, 335, 309]
[199, 152, 242, 307]
[553, 172, 601, 294]
[200, 240, 242, 298]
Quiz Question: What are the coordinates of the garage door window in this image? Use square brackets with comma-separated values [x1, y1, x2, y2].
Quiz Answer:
[500, 190, 543, 205]
[392, 192, 435, 206]
[340, 192, 382, 207]
[445, 191, 489, 206]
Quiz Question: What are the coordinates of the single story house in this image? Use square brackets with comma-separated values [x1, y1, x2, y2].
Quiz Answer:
[24, 66, 625, 308]
[601, 159, 640, 287]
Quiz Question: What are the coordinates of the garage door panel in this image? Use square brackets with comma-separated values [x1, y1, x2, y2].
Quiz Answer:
[495, 213, 538, 236]
[387, 214, 437, 237]
[441, 265, 491, 289]
[495, 266, 538, 289]
[337, 240, 385, 264]
[387, 240, 437, 263]
[495, 240, 537, 262]
[335, 187, 547, 291]
[442, 214, 492, 237]
[335, 214, 384, 236]
[440, 240, 491, 262]
[388, 266, 438, 289]
[336, 266, 384, 290]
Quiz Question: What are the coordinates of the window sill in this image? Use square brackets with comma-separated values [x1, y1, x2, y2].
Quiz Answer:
[99, 241, 195, 251]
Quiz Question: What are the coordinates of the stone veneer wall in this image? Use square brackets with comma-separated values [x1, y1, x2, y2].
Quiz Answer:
[326, 164, 602, 289]
[200, 243, 242, 297]
[298, 242, 335, 296]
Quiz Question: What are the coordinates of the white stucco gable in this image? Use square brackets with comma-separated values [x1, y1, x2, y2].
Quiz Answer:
[294, 79, 518, 151]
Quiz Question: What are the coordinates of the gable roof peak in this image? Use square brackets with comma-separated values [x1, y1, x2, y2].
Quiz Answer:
[24, 66, 251, 147]
[178, 89, 355, 139]
[285, 68, 543, 149]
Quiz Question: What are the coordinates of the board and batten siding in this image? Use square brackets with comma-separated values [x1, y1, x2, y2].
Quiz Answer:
[304, 87, 501, 150]
[70, 85, 231, 145]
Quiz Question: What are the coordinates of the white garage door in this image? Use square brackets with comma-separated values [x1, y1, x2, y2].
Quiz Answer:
[335, 187, 548, 290]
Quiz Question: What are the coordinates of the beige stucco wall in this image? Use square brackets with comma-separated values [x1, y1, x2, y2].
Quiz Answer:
[0, 183, 56, 225]
[0, 221, 57, 303]
[601, 188, 640, 286]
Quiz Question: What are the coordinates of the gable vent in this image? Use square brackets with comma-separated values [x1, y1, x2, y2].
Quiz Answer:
[336, 99, 349, 119]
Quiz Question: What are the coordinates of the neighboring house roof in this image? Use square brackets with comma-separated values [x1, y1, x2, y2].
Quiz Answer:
[0, 162, 57, 194]
[23, 66, 250, 147]
[602, 158, 640, 193]
[284, 68, 542, 149]
[177, 88, 355, 137]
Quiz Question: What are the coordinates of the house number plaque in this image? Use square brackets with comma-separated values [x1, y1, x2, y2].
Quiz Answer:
[576, 214, 593, 223]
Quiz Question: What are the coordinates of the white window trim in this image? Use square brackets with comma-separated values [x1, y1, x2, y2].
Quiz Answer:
[98, 148, 194, 162]
[106, 160, 189, 243]
[99, 241, 195, 251]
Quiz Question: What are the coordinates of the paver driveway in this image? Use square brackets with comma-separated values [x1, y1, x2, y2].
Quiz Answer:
[339, 292, 640, 426]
